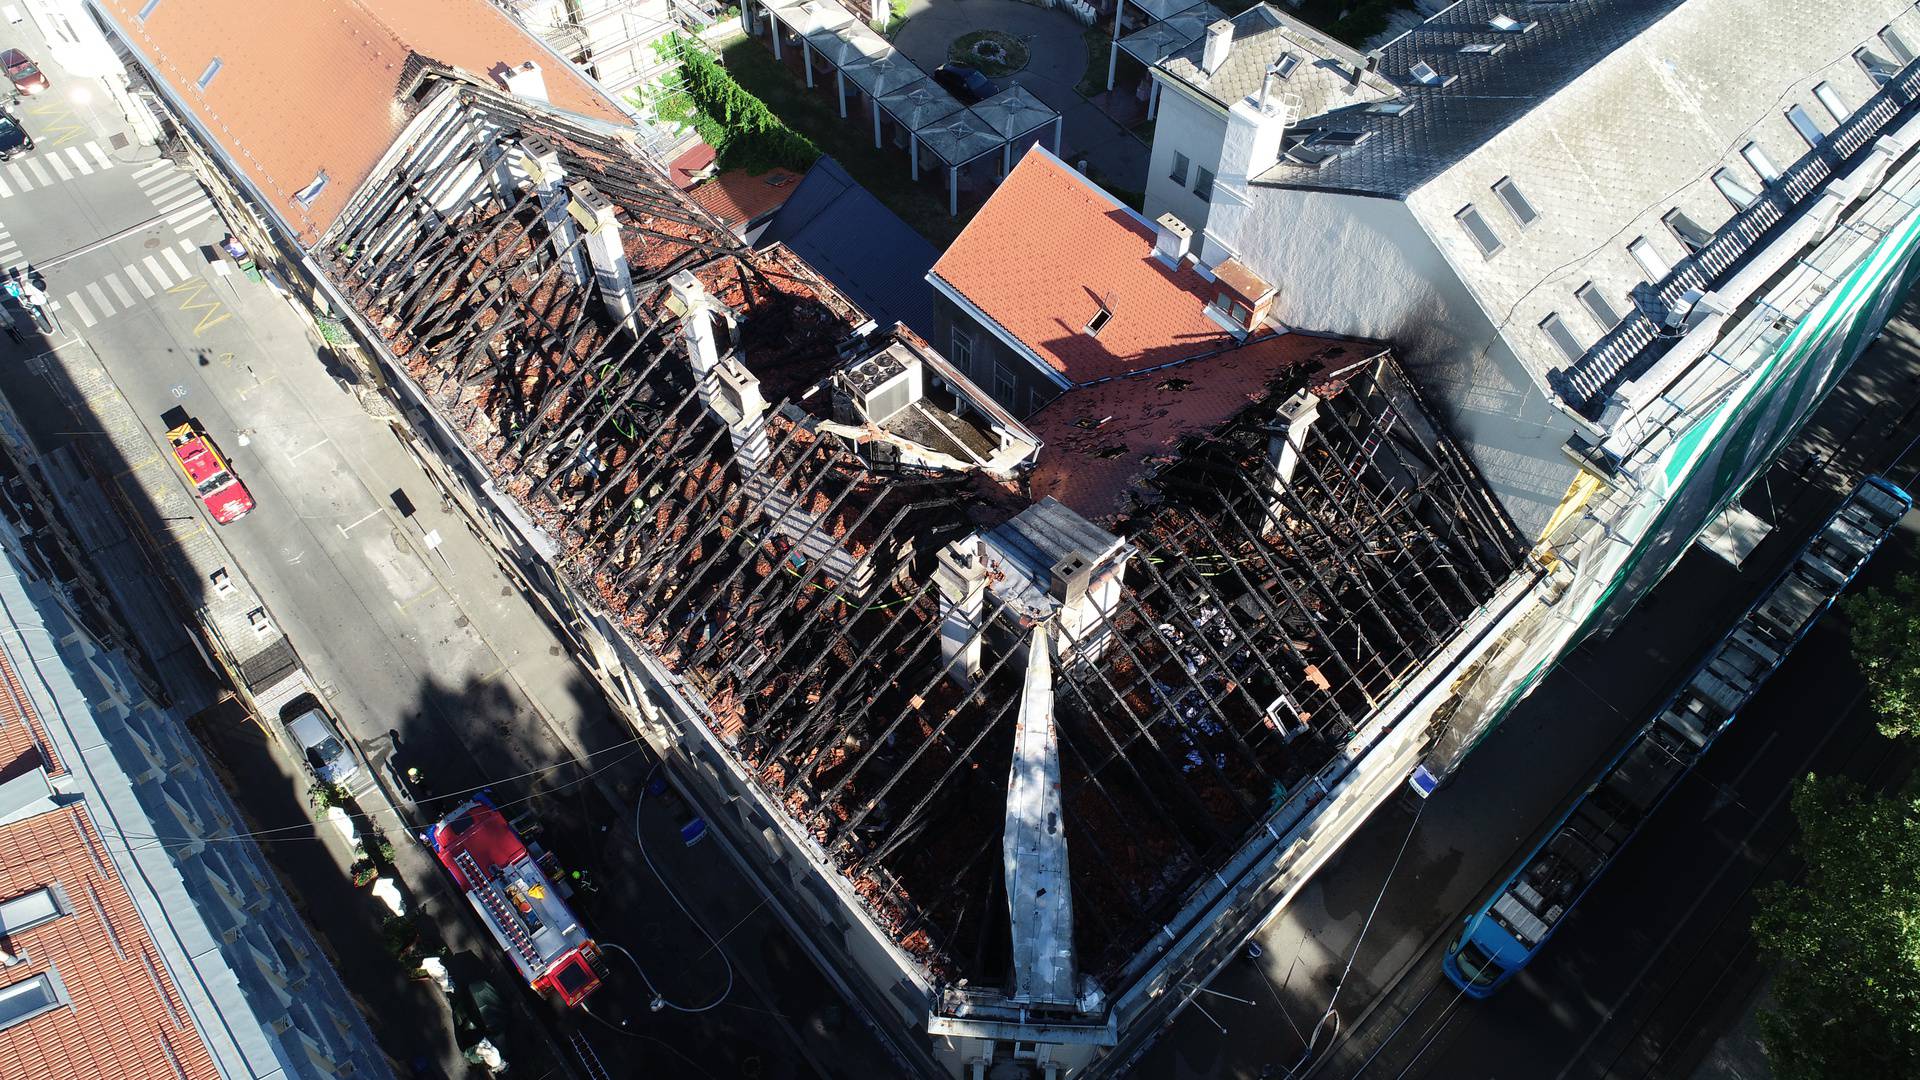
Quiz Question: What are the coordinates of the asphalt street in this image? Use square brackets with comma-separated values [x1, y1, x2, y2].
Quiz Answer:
[0, 18, 889, 1078]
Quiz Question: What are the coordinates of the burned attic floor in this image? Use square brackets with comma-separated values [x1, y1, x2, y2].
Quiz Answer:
[322, 88, 1526, 995]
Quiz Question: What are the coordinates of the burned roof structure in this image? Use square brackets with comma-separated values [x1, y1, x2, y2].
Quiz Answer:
[314, 77, 1525, 1072]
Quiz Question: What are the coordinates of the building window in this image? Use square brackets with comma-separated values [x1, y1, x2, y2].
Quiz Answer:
[1662, 208, 1713, 254]
[1492, 177, 1538, 228]
[1455, 204, 1502, 257]
[1812, 82, 1850, 125]
[1881, 26, 1915, 64]
[1628, 236, 1672, 280]
[1786, 104, 1826, 146]
[1540, 313, 1586, 363]
[0, 886, 71, 937]
[1711, 168, 1759, 210]
[1170, 151, 1190, 187]
[1740, 142, 1780, 181]
[1408, 61, 1451, 86]
[1858, 47, 1901, 86]
[196, 57, 222, 90]
[137, 0, 163, 18]
[0, 968, 68, 1033]
[1576, 283, 1621, 330]
[949, 327, 973, 374]
[1459, 42, 1507, 55]
[1193, 167, 1215, 201]
[293, 170, 329, 209]
[1084, 305, 1112, 337]
[992, 362, 1016, 405]
[1213, 292, 1254, 329]
[1029, 388, 1047, 415]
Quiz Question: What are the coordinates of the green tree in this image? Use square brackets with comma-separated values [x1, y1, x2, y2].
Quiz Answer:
[1843, 566, 1920, 739]
[1752, 774, 1920, 1079]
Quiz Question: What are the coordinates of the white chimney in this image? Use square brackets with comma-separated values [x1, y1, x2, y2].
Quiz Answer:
[1221, 94, 1291, 184]
[503, 60, 548, 103]
[1153, 213, 1191, 266]
[1202, 19, 1234, 76]
[1267, 389, 1322, 499]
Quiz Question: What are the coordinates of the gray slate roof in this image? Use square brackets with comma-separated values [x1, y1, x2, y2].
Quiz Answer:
[1159, 5, 1394, 118]
[758, 157, 941, 341]
[1176, 0, 1692, 196]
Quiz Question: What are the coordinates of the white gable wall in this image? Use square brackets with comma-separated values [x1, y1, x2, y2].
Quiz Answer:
[1201, 182, 1579, 538]
[1143, 83, 1229, 234]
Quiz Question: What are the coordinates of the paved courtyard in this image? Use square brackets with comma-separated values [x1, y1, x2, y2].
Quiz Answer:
[892, 0, 1150, 198]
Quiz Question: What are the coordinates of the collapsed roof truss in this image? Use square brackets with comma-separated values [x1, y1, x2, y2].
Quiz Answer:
[319, 86, 1523, 990]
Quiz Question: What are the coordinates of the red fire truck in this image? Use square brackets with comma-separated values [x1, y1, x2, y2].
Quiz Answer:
[427, 797, 603, 1006]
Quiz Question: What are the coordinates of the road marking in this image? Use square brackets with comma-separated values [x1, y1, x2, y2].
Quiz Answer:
[85, 144, 111, 171]
[166, 276, 230, 334]
[64, 291, 95, 327]
[4, 164, 26, 193]
[121, 264, 153, 298]
[85, 281, 112, 318]
[162, 248, 190, 279]
[24, 159, 49, 186]
[338, 508, 384, 536]
[394, 582, 443, 611]
[177, 239, 196, 253]
[0, 174, 12, 199]
[64, 147, 91, 175]
[135, 160, 170, 177]
[142, 255, 170, 287]
[104, 273, 134, 307]
[286, 436, 332, 461]
[45, 153, 71, 182]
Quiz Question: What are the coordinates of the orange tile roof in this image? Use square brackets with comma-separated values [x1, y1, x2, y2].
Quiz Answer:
[1027, 334, 1370, 523]
[688, 168, 805, 230]
[667, 140, 718, 190]
[0, 652, 219, 1078]
[98, 0, 632, 245]
[929, 147, 1253, 385]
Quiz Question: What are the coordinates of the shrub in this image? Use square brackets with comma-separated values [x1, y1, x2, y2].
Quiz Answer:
[666, 34, 820, 175]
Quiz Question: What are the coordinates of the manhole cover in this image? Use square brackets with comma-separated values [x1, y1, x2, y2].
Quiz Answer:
[109, 133, 129, 150]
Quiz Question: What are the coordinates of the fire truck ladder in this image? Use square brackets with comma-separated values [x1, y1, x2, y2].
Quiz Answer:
[453, 849, 543, 971]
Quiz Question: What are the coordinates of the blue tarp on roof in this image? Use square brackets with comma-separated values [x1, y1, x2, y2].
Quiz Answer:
[758, 157, 939, 342]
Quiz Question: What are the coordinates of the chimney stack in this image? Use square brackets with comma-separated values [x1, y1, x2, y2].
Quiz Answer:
[1202, 19, 1234, 76]
[935, 537, 990, 687]
[571, 180, 637, 327]
[1153, 212, 1191, 266]
[503, 60, 548, 103]
[1266, 389, 1322, 516]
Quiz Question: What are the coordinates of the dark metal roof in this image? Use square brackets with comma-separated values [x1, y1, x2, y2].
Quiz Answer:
[1257, 0, 1689, 196]
[759, 157, 941, 341]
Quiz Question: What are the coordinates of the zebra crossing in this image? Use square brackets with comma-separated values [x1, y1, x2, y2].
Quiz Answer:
[0, 220, 18, 270]
[0, 140, 117, 198]
[134, 160, 221, 234]
[52, 238, 208, 329]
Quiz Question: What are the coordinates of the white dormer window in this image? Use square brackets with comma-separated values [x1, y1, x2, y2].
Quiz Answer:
[1456, 204, 1502, 257]
[1628, 236, 1672, 280]
[1712, 168, 1760, 210]
[1271, 52, 1301, 80]
[1786, 104, 1826, 147]
[1492, 176, 1538, 227]
[1408, 61, 1453, 86]
[1812, 82, 1850, 125]
[1367, 100, 1415, 116]
[1488, 14, 1535, 32]
[1084, 306, 1112, 337]
[1858, 47, 1901, 86]
[1576, 283, 1622, 330]
[1540, 313, 1586, 363]
[1459, 42, 1507, 55]
[1740, 142, 1780, 181]
[1881, 25, 1915, 64]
